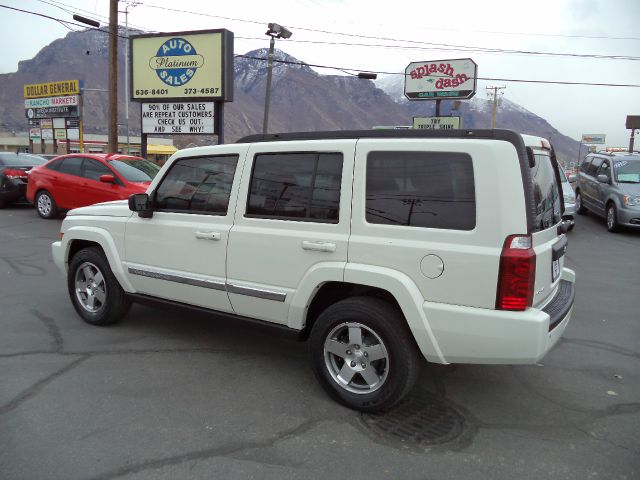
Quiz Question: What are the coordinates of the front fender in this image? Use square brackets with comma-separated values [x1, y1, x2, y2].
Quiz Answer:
[61, 225, 135, 293]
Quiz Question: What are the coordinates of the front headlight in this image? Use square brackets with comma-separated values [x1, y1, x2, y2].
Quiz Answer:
[623, 195, 640, 207]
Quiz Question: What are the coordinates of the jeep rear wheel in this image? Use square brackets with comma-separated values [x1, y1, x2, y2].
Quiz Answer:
[309, 297, 420, 412]
[68, 247, 131, 326]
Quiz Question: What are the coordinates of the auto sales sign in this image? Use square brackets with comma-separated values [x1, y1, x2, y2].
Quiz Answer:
[405, 58, 477, 100]
[131, 29, 234, 102]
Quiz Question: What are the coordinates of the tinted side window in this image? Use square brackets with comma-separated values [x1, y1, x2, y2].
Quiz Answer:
[531, 154, 562, 231]
[366, 151, 475, 230]
[154, 155, 238, 214]
[586, 157, 603, 176]
[247, 152, 343, 222]
[597, 160, 610, 178]
[580, 157, 592, 173]
[46, 159, 63, 171]
[58, 157, 83, 176]
[83, 159, 112, 181]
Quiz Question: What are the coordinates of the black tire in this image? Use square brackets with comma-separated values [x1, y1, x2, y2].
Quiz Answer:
[575, 191, 587, 215]
[309, 296, 420, 412]
[36, 190, 59, 219]
[606, 203, 620, 233]
[68, 247, 131, 326]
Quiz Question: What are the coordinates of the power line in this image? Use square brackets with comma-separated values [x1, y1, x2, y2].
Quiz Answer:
[234, 36, 640, 61]
[35, 0, 150, 33]
[235, 54, 640, 88]
[4, 4, 639, 89]
[141, 3, 640, 60]
[0, 4, 130, 39]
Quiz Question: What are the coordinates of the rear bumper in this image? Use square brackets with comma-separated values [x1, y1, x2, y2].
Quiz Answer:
[424, 268, 575, 364]
[0, 179, 27, 203]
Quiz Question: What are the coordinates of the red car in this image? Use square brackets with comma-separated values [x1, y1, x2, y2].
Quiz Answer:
[26, 153, 161, 219]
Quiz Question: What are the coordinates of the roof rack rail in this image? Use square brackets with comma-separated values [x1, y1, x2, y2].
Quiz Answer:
[236, 128, 520, 144]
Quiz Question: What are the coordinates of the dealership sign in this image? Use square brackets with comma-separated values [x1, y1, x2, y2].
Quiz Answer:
[142, 102, 215, 134]
[405, 59, 477, 100]
[581, 134, 606, 144]
[413, 116, 461, 130]
[131, 29, 234, 101]
[25, 95, 79, 108]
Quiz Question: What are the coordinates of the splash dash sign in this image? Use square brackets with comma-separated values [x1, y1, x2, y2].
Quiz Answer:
[405, 59, 477, 100]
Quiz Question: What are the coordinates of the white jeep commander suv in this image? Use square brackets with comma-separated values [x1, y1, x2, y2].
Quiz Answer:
[52, 129, 575, 412]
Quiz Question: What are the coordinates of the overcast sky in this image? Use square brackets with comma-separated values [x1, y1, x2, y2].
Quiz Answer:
[2, 0, 639, 146]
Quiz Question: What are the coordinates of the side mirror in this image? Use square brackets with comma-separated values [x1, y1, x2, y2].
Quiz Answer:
[567, 174, 577, 183]
[128, 193, 153, 218]
[99, 174, 115, 184]
[596, 174, 610, 184]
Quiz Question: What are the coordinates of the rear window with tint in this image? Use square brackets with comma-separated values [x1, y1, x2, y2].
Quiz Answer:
[0, 153, 47, 166]
[366, 151, 475, 230]
[531, 153, 562, 231]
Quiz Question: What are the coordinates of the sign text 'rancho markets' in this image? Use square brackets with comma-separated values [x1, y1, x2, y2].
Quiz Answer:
[404, 59, 477, 100]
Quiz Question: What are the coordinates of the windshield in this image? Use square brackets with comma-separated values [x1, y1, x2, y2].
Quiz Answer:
[530, 153, 562, 231]
[0, 153, 47, 167]
[109, 158, 160, 182]
[613, 160, 640, 183]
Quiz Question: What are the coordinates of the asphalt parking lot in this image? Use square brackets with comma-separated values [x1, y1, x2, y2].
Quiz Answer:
[1, 205, 639, 480]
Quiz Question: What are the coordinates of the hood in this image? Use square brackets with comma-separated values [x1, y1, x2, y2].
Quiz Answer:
[66, 200, 132, 217]
[618, 182, 640, 196]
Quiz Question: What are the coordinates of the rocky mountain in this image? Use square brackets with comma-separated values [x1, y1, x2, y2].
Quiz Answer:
[0, 28, 579, 163]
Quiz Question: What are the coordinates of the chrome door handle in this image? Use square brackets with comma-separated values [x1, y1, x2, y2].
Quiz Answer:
[195, 231, 221, 241]
[301, 240, 336, 252]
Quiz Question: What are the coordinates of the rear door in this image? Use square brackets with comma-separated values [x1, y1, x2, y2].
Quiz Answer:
[226, 140, 355, 326]
[55, 156, 84, 209]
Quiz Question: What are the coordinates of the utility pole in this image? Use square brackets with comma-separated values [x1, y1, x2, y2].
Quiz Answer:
[108, 0, 118, 153]
[486, 86, 505, 128]
[120, 1, 139, 155]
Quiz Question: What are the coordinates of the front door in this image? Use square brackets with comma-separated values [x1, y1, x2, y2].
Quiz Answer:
[124, 149, 245, 313]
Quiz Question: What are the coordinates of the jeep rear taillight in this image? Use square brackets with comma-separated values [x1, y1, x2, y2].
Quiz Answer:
[496, 235, 536, 311]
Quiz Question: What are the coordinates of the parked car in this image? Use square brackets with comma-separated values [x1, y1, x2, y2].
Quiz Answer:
[52, 129, 575, 412]
[26, 153, 161, 219]
[559, 167, 576, 230]
[575, 151, 640, 232]
[0, 152, 48, 208]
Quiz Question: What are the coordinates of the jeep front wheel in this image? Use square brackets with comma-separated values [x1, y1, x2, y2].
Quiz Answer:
[68, 247, 131, 326]
[309, 297, 420, 412]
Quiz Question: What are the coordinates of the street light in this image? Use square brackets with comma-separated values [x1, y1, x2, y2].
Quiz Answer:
[262, 22, 293, 135]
